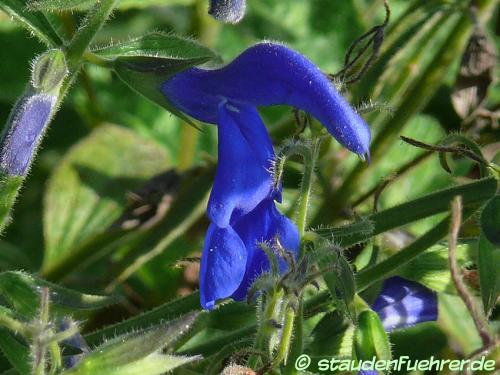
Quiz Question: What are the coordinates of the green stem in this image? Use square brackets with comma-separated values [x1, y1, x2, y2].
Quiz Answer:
[296, 140, 319, 238]
[83, 51, 114, 68]
[0, 312, 29, 337]
[284, 301, 303, 375]
[65, 0, 118, 71]
[48, 342, 62, 375]
[272, 306, 295, 368]
[33, 288, 50, 375]
[248, 290, 284, 369]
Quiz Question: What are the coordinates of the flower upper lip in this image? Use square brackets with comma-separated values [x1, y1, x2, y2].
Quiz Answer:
[161, 42, 371, 156]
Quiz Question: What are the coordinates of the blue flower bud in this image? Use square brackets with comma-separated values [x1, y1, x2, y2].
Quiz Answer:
[0, 49, 66, 177]
[208, 0, 246, 24]
[0, 94, 56, 176]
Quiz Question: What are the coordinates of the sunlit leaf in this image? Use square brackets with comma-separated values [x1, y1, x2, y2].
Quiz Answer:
[42, 124, 170, 276]
[64, 313, 200, 375]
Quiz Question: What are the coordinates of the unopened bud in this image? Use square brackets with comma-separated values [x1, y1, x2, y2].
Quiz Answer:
[32, 49, 67, 94]
[353, 309, 392, 362]
[0, 94, 56, 176]
[208, 0, 246, 24]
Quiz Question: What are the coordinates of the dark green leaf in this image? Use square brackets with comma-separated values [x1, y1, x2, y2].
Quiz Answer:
[478, 235, 500, 316]
[0, 174, 23, 235]
[98, 33, 216, 126]
[0, 0, 62, 46]
[0, 241, 35, 270]
[28, 0, 97, 11]
[318, 246, 356, 321]
[480, 195, 500, 247]
[93, 32, 216, 61]
[316, 177, 497, 246]
[308, 311, 353, 357]
[0, 271, 120, 319]
[0, 328, 30, 375]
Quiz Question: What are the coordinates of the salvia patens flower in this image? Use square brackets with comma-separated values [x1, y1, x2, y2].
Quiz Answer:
[208, 0, 246, 24]
[161, 42, 371, 309]
[372, 276, 438, 332]
[358, 277, 438, 375]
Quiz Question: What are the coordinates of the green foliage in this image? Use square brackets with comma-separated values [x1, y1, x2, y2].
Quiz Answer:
[42, 124, 169, 276]
[0, 0, 62, 46]
[62, 313, 200, 375]
[0, 271, 119, 319]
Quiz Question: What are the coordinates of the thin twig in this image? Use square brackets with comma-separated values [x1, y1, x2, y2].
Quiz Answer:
[400, 136, 489, 169]
[449, 196, 492, 348]
[352, 151, 432, 208]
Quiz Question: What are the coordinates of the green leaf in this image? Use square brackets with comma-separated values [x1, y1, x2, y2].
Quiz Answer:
[318, 246, 356, 321]
[316, 177, 498, 246]
[480, 195, 500, 247]
[0, 271, 120, 319]
[478, 235, 500, 316]
[42, 124, 170, 276]
[28, 0, 97, 11]
[0, 241, 35, 270]
[29, 0, 193, 11]
[97, 33, 216, 126]
[0, 0, 62, 46]
[0, 328, 30, 375]
[116, 0, 193, 9]
[308, 311, 353, 357]
[398, 242, 476, 293]
[93, 32, 216, 61]
[0, 174, 23, 235]
[85, 292, 199, 347]
[63, 313, 200, 375]
[353, 310, 391, 361]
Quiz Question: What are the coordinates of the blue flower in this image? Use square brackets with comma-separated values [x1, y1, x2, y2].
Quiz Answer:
[208, 0, 246, 24]
[372, 276, 438, 332]
[161, 42, 371, 309]
[357, 277, 437, 375]
[0, 94, 56, 176]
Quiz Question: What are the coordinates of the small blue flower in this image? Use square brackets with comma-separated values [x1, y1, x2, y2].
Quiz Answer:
[162, 42, 371, 309]
[357, 277, 437, 375]
[0, 94, 56, 176]
[372, 276, 438, 332]
[208, 0, 246, 24]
